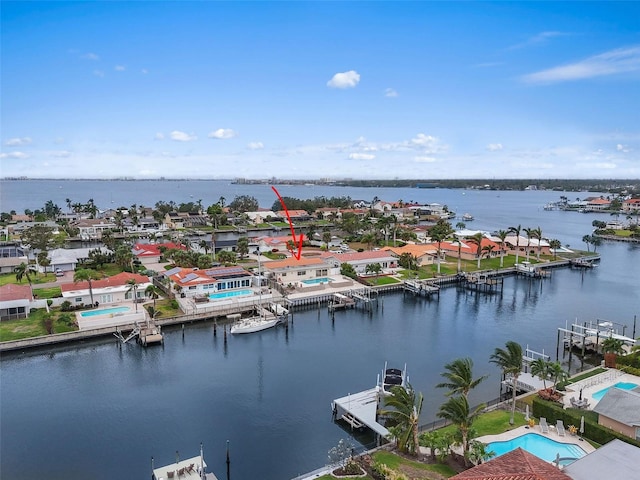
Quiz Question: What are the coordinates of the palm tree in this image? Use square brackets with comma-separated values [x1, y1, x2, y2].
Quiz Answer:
[602, 337, 625, 367]
[73, 268, 102, 306]
[530, 358, 551, 390]
[466, 233, 484, 269]
[549, 239, 562, 260]
[365, 262, 382, 285]
[523, 227, 534, 261]
[508, 225, 522, 265]
[582, 235, 591, 252]
[145, 284, 162, 309]
[467, 440, 496, 465]
[496, 230, 508, 268]
[548, 361, 568, 394]
[437, 394, 485, 464]
[127, 279, 140, 312]
[490, 341, 523, 425]
[436, 357, 487, 398]
[430, 221, 453, 275]
[14, 262, 35, 298]
[533, 227, 543, 261]
[379, 384, 423, 456]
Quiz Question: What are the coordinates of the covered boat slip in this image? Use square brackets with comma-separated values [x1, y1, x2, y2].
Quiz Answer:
[152, 455, 218, 480]
[331, 388, 390, 438]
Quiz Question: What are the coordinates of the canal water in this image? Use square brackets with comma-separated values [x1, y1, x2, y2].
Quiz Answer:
[1, 186, 639, 480]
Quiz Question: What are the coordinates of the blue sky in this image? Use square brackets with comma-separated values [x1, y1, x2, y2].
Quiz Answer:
[1, 1, 639, 179]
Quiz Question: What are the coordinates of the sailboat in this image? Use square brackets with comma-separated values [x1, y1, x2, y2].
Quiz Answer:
[230, 255, 285, 334]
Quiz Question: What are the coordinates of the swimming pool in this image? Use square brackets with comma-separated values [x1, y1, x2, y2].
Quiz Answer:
[487, 433, 586, 463]
[209, 289, 253, 300]
[592, 382, 639, 401]
[302, 277, 332, 285]
[80, 306, 131, 317]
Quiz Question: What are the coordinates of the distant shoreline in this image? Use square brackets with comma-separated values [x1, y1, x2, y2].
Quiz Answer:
[3, 177, 639, 193]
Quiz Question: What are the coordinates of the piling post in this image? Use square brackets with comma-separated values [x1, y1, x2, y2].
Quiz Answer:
[226, 440, 231, 480]
[213, 321, 217, 337]
[182, 323, 185, 338]
[224, 325, 227, 344]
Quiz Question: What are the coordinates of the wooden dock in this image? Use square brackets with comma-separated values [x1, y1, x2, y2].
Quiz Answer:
[331, 387, 390, 439]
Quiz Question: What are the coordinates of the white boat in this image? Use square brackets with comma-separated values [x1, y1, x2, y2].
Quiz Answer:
[230, 308, 281, 334]
[462, 213, 474, 221]
[516, 261, 539, 277]
[380, 362, 408, 395]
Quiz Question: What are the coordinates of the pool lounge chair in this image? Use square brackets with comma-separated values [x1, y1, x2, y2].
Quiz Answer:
[556, 419, 566, 436]
[540, 417, 549, 433]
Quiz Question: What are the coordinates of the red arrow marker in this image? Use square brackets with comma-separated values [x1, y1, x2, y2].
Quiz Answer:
[272, 186, 304, 260]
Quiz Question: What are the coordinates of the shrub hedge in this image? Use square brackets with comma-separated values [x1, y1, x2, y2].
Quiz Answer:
[531, 396, 640, 448]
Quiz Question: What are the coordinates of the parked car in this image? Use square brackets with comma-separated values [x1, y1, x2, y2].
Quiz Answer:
[55, 269, 64, 277]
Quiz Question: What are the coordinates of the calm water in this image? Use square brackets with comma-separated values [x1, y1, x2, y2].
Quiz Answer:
[1, 182, 639, 480]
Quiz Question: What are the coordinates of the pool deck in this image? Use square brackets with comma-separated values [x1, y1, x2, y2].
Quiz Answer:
[561, 371, 640, 410]
[476, 425, 596, 456]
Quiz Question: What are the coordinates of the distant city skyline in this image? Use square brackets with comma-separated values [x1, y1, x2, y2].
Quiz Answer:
[1, 1, 639, 179]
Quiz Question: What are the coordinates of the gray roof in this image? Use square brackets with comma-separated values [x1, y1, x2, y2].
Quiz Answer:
[593, 387, 640, 426]
[563, 439, 640, 480]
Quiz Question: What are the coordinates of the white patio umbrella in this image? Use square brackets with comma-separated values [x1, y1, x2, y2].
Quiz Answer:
[525, 404, 530, 421]
[580, 415, 585, 436]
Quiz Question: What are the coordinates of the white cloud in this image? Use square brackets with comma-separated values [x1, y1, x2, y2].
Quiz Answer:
[81, 52, 100, 61]
[0, 151, 28, 159]
[115, 65, 126, 71]
[170, 130, 197, 142]
[247, 141, 264, 150]
[414, 156, 436, 163]
[50, 150, 71, 158]
[522, 45, 640, 84]
[208, 128, 238, 139]
[409, 133, 443, 152]
[93, 70, 105, 78]
[348, 153, 375, 160]
[509, 31, 570, 50]
[487, 143, 504, 151]
[576, 161, 617, 169]
[141, 68, 149, 74]
[155, 132, 165, 140]
[327, 70, 361, 89]
[384, 88, 398, 97]
[5, 137, 32, 146]
[616, 144, 630, 153]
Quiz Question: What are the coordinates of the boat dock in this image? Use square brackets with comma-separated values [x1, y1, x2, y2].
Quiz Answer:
[328, 292, 355, 311]
[402, 280, 440, 298]
[331, 387, 390, 439]
[461, 271, 504, 293]
[556, 318, 636, 358]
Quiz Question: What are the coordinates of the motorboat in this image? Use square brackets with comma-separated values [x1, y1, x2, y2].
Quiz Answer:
[152, 444, 219, 480]
[462, 213, 474, 221]
[380, 362, 408, 395]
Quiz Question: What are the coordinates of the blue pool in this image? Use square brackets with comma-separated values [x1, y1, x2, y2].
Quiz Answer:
[487, 433, 586, 463]
[209, 289, 253, 300]
[592, 382, 639, 401]
[302, 277, 332, 285]
[80, 306, 131, 317]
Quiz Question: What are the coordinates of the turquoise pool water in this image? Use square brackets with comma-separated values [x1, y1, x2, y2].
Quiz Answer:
[209, 289, 253, 300]
[592, 382, 639, 401]
[487, 433, 586, 463]
[302, 277, 331, 285]
[80, 306, 131, 317]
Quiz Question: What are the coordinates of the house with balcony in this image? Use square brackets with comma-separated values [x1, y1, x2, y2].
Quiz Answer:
[623, 198, 640, 214]
[165, 266, 254, 298]
[262, 257, 336, 286]
[71, 219, 116, 240]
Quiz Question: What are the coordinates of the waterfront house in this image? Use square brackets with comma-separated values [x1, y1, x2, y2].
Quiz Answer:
[34, 246, 112, 273]
[275, 209, 311, 222]
[244, 210, 278, 225]
[166, 266, 253, 298]
[8, 220, 60, 236]
[255, 235, 306, 254]
[623, 198, 640, 214]
[586, 197, 612, 211]
[502, 234, 550, 257]
[593, 386, 640, 441]
[439, 237, 501, 261]
[262, 257, 335, 285]
[164, 212, 208, 229]
[0, 284, 33, 321]
[324, 250, 399, 273]
[384, 244, 436, 266]
[61, 272, 151, 306]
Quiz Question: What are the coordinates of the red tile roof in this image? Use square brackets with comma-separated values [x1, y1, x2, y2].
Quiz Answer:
[0, 283, 32, 301]
[61, 272, 150, 292]
[262, 257, 325, 269]
[132, 242, 186, 257]
[328, 250, 397, 262]
[451, 448, 571, 480]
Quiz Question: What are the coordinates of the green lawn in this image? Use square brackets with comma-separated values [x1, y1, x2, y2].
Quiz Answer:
[369, 276, 401, 286]
[0, 271, 58, 286]
[0, 308, 78, 342]
[437, 409, 527, 438]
